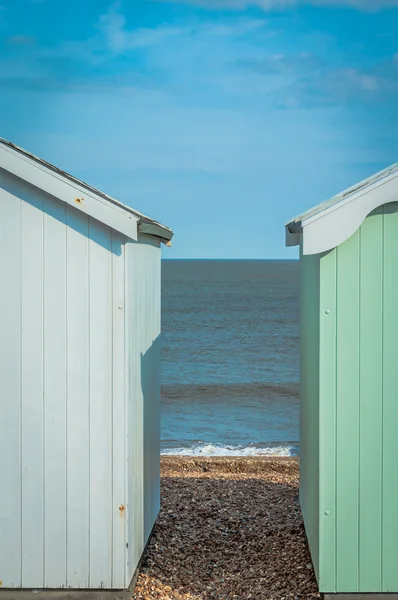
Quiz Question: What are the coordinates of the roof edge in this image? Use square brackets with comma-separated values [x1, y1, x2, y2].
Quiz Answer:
[0, 138, 173, 242]
[289, 174, 398, 255]
[285, 161, 398, 232]
[139, 222, 173, 245]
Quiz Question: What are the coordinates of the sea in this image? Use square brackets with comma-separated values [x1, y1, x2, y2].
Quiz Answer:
[161, 260, 300, 457]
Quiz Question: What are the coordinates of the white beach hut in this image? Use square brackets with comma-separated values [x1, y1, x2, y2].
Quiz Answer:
[0, 139, 172, 598]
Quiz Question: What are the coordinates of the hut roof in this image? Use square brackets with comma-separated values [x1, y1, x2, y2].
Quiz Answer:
[0, 138, 173, 244]
[285, 162, 398, 255]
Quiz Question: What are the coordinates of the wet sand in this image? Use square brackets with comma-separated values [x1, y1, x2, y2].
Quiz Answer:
[133, 457, 319, 600]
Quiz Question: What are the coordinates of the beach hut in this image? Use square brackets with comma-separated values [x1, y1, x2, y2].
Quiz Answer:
[285, 163, 398, 598]
[0, 139, 172, 598]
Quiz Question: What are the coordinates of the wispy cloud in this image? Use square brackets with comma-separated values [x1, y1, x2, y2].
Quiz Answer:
[0, 3, 186, 92]
[95, 2, 185, 53]
[150, 0, 398, 10]
[0, 1, 269, 93]
[270, 57, 398, 108]
[234, 52, 320, 75]
[2, 0, 397, 113]
[94, 2, 265, 55]
[2, 0, 397, 259]
[227, 43, 398, 109]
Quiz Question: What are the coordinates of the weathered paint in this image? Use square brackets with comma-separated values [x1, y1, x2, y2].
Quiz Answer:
[301, 203, 398, 594]
[0, 170, 162, 591]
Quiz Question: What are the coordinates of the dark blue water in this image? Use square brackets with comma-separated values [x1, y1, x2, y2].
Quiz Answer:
[161, 260, 300, 456]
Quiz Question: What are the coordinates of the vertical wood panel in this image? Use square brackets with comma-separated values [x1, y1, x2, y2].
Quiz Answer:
[89, 219, 113, 588]
[299, 247, 320, 580]
[359, 208, 383, 592]
[0, 188, 22, 587]
[143, 245, 161, 542]
[66, 207, 90, 587]
[319, 248, 337, 592]
[124, 238, 131, 587]
[111, 232, 126, 588]
[21, 198, 44, 587]
[126, 236, 161, 585]
[129, 240, 144, 577]
[43, 197, 67, 587]
[1, 175, 132, 590]
[382, 203, 398, 592]
[335, 231, 360, 591]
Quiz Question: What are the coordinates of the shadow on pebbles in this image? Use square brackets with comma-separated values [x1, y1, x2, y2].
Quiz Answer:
[133, 457, 320, 600]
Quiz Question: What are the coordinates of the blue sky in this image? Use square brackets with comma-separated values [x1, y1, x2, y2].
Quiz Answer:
[0, 0, 397, 258]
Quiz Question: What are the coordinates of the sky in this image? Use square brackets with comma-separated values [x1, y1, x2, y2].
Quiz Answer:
[0, 0, 397, 258]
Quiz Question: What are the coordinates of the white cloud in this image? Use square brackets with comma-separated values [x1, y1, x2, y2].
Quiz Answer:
[94, 2, 266, 56]
[95, 2, 185, 53]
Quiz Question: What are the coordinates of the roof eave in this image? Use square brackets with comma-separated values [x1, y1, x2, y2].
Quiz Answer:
[139, 222, 174, 245]
[285, 221, 302, 248]
[287, 171, 398, 255]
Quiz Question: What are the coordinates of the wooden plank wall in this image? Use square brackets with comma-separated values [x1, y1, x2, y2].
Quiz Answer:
[0, 169, 127, 589]
[126, 235, 161, 587]
[319, 202, 398, 593]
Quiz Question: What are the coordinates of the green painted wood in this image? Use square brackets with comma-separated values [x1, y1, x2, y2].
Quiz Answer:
[335, 231, 360, 592]
[299, 243, 321, 580]
[381, 203, 398, 592]
[313, 204, 398, 594]
[358, 207, 383, 592]
[319, 248, 337, 593]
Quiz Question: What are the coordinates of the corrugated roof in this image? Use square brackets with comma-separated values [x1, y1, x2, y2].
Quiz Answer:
[0, 138, 173, 243]
[286, 162, 398, 231]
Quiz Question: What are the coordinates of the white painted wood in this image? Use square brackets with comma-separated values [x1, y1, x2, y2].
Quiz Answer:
[0, 187, 22, 588]
[66, 207, 90, 588]
[285, 169, 398, 255]
[143, 242, 161, 544]
[302, 176, 398, 255]
[0, 169, 164, 592]
[125, 235, 161, 585]
[43, 196, 67, 587]
[286, 162, 398, 228]
[111, 232, 127, 588]
[88, 220, 113, 588]
[0, 147, 139, 240]
[20, 195, 44, 588]
[127, 242, 144, 581]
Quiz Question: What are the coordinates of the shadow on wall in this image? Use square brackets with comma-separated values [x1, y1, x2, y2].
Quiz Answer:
[141, 334, 162, 542]
[135, 463, 320, 600]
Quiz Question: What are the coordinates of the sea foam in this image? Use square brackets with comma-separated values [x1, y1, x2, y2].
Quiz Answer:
[161, 443, 295, 457]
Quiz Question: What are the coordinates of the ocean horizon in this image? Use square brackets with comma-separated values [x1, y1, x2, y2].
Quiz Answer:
[161, 259, 300, 457]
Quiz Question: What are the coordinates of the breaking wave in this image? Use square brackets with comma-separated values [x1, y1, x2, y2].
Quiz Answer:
[161, 442, 298, 457]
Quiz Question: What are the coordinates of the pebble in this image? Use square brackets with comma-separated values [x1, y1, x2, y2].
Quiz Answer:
[132, 457, 320, 600]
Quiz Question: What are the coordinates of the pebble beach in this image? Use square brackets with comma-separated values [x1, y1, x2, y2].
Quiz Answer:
[133, 457, 319, 600]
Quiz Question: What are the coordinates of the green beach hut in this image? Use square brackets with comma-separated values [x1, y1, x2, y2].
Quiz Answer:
[285, 163, 398, 599]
